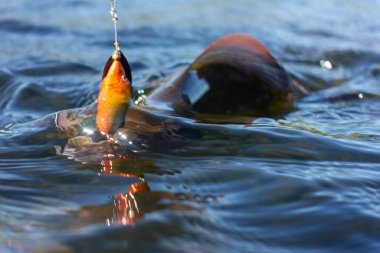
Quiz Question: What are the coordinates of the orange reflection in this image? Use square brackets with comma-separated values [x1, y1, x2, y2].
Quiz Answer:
[101, 157, 150, 225]
[75, 156, 217, 227]
[101, 159, 144, 178]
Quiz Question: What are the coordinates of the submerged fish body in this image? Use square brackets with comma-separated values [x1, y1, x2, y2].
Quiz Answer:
[28, 34, 311, 158]
[148, 34, 302, 116]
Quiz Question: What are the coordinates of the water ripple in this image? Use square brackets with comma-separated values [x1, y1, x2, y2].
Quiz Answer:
[1, 0, 380, 252]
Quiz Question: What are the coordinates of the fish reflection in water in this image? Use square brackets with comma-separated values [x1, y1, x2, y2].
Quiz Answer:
[73, 157, 218, 226]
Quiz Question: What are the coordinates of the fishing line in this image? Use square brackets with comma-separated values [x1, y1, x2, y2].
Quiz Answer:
[110, 0, 120, 51]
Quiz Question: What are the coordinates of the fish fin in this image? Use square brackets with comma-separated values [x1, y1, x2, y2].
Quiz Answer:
[190, 34, 291, 93]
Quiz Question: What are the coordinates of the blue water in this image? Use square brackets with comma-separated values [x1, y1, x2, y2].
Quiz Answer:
[1, 1, 380, 252]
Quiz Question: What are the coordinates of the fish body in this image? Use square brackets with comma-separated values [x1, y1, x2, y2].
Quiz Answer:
[148, 34, 299, 116]
[39, 34, 303, 145]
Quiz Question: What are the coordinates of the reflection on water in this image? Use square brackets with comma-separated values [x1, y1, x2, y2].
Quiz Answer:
[100, 158, 150, 226]
[1, 0, 380, 253]
[76, 158, 216, 227]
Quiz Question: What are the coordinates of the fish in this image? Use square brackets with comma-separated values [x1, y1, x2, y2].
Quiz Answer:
[148, 34, 306, 116]
[27, 33, 308, 157]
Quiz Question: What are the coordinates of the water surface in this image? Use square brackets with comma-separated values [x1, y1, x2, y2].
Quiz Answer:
[1, 1, 380, 252]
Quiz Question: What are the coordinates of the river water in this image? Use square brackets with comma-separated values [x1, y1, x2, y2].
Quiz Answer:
[1, 1, 380, 252]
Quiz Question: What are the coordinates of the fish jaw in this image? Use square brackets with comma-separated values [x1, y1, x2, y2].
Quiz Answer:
[96, 60, 132, 135]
